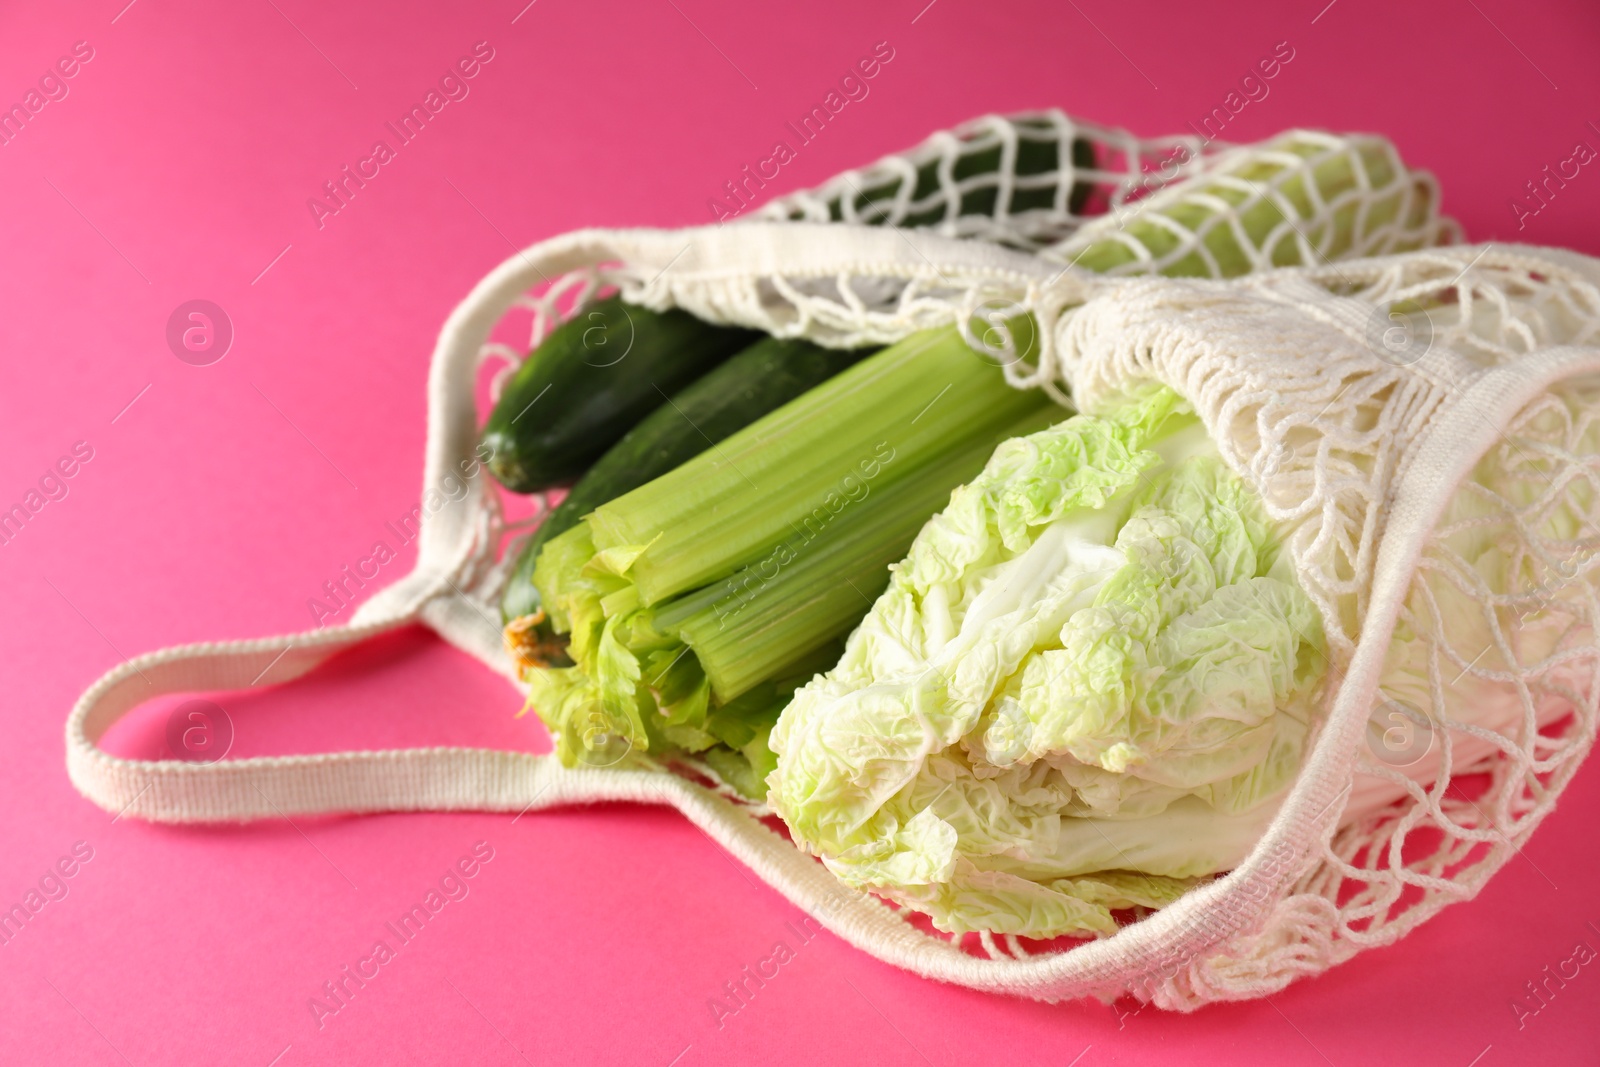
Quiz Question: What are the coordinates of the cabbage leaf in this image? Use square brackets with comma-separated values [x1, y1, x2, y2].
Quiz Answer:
[768, 386, 1327, 938]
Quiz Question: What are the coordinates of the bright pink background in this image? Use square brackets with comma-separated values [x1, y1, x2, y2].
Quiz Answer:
[3, 1, 1599, 1063]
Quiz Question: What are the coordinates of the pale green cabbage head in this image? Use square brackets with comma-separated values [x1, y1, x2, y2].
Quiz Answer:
[767, 385, 1327, 938]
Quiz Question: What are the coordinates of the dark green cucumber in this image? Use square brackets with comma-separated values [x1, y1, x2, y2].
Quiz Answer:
[501, 336, 875, 622]
[482, 296, 759, 492]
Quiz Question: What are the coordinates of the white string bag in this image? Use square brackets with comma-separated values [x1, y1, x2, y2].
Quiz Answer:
[65, 113, 1597, 1009]
[753, 109, 1217, 248]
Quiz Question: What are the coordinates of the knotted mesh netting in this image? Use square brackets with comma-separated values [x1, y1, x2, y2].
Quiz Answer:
[82, 109, 1579, 1010]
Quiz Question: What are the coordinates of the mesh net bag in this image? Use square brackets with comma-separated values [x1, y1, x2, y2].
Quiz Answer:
[64, 111, 1600, 1010]
[752, 109, 1215, 248]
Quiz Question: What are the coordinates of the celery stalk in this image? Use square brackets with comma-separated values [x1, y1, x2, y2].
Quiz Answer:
[587, 326, 1047, 606]
[656, 403, 1062, 700]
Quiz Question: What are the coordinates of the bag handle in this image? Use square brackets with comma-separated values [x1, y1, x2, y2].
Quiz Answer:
[63, 568, 545, 822]
[61, 579, 751, 824]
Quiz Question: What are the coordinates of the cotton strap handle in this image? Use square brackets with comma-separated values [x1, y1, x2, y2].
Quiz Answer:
[64, 574, 532, 823]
